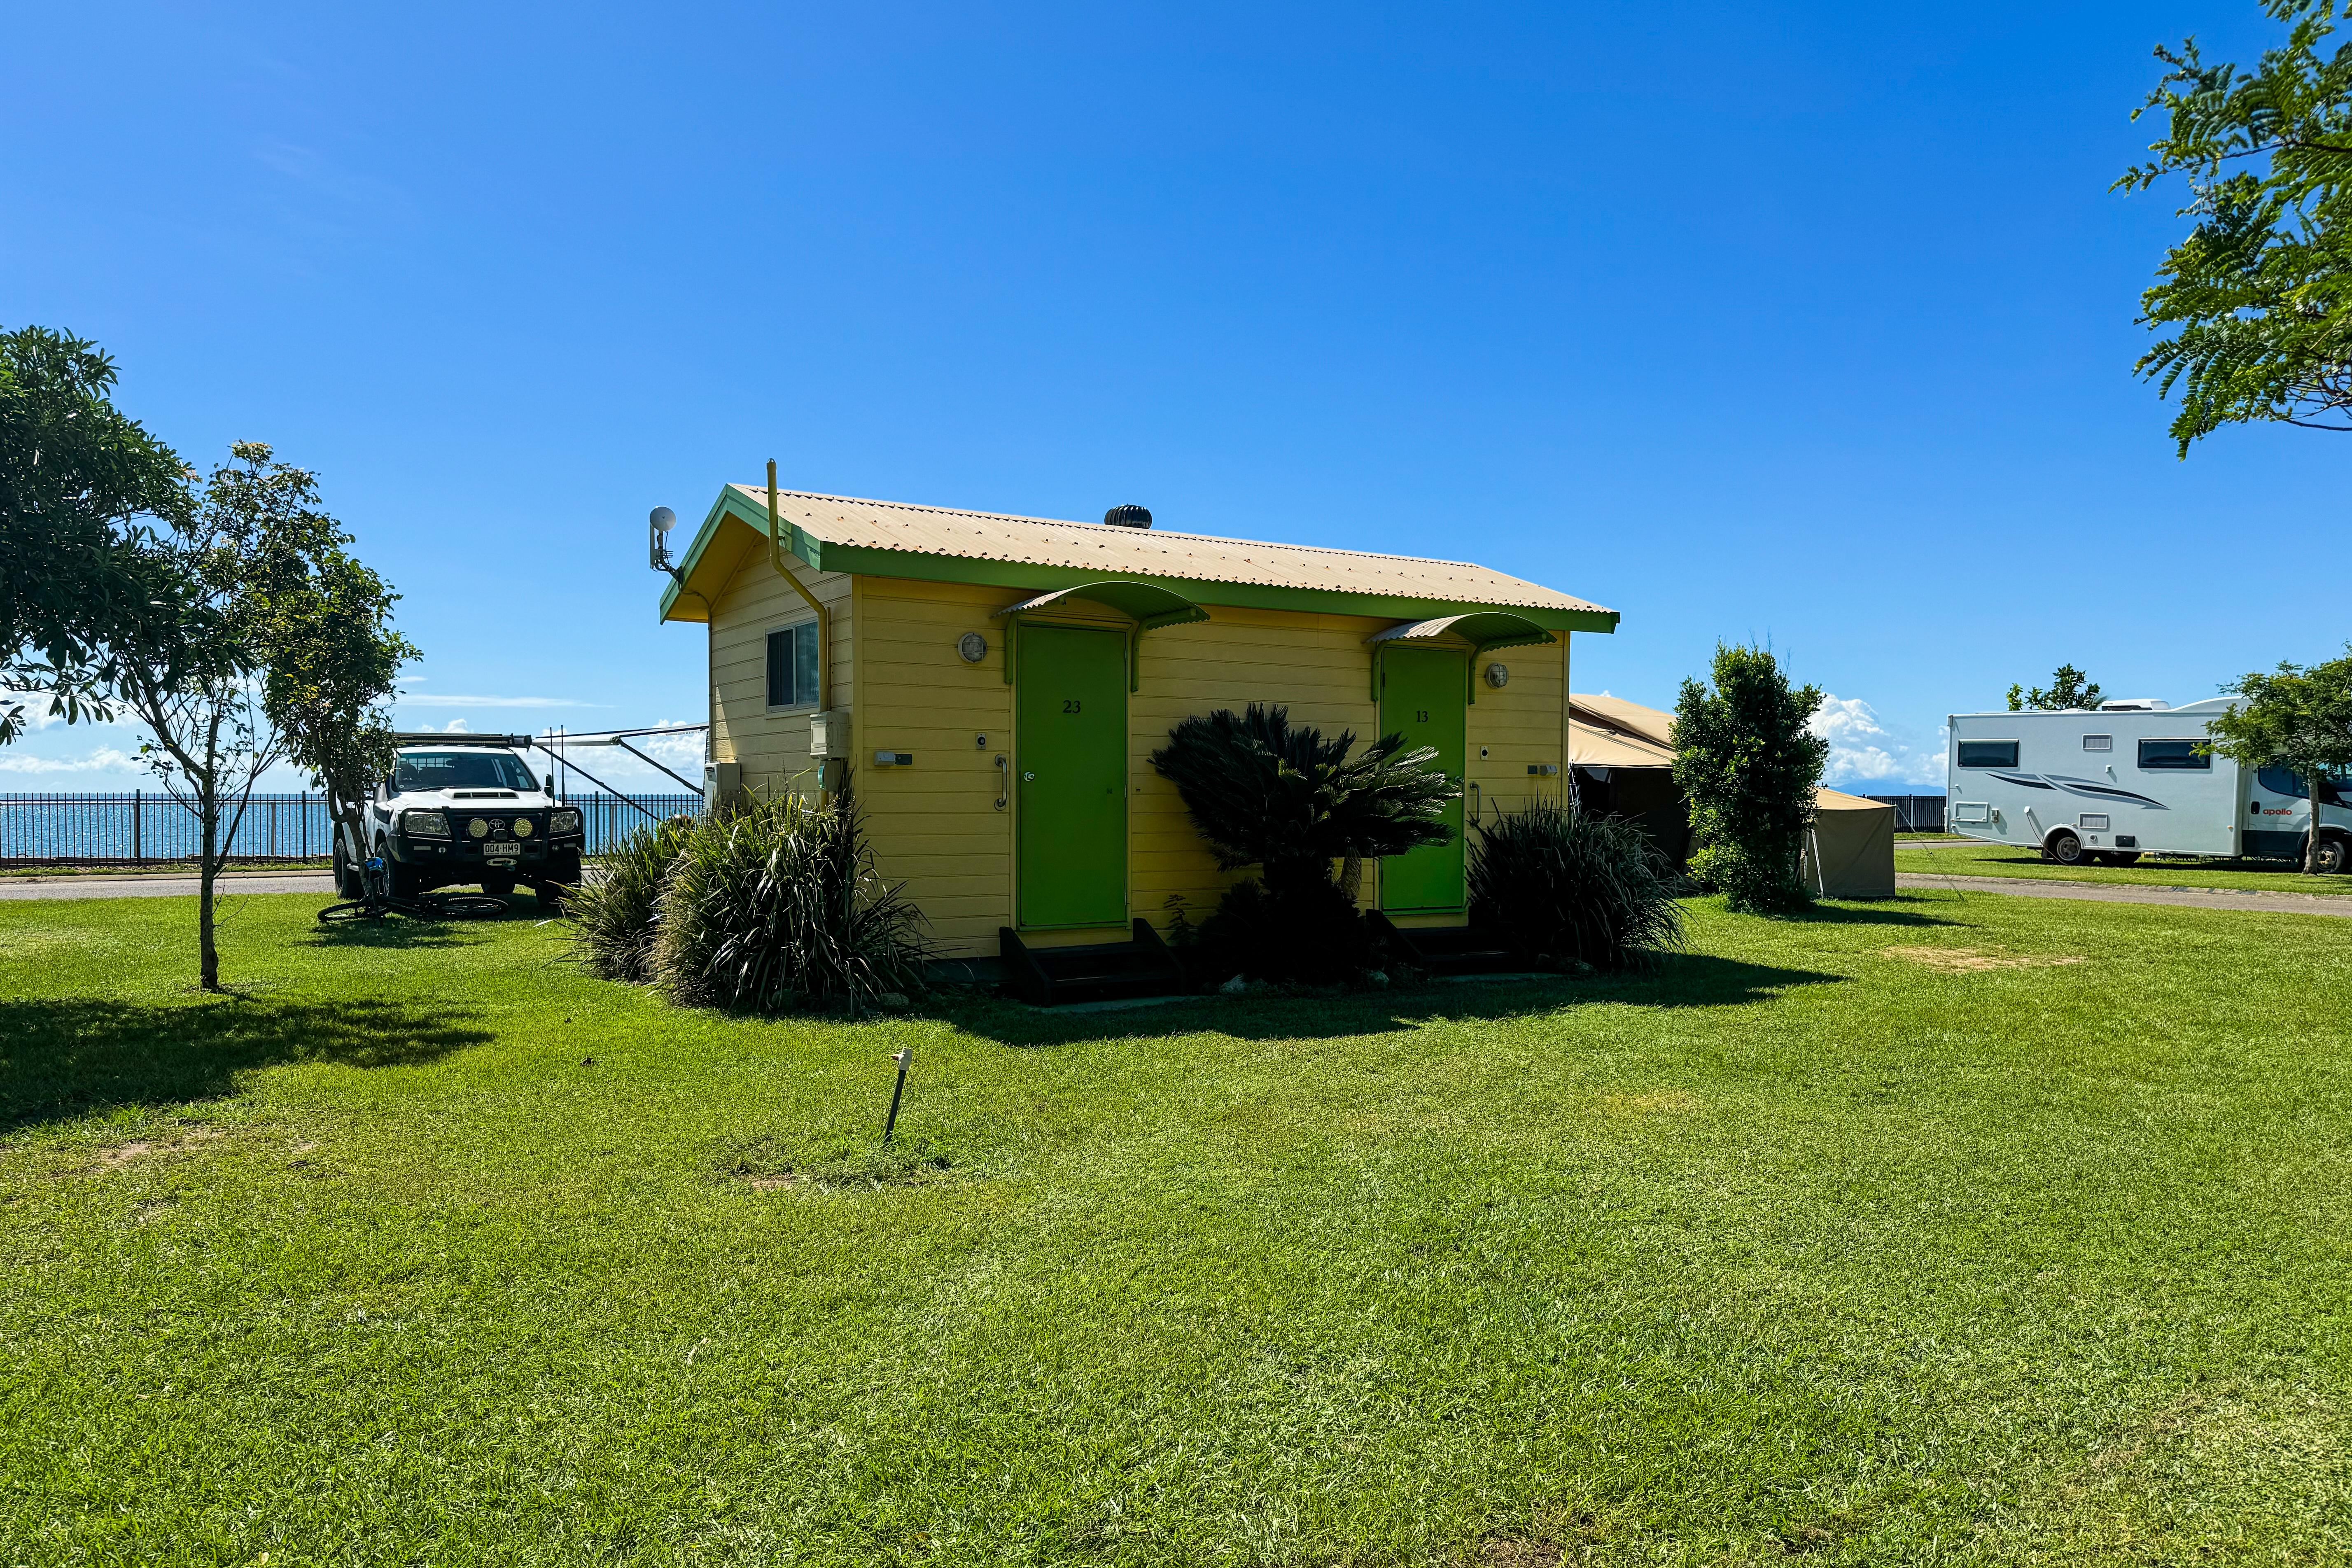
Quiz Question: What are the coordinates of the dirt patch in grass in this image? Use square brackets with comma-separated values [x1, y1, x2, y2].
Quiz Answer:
[717, 1133, 956, 1193]
[1885, 945, 2088, 974]
[87, 1126, 221, 1173]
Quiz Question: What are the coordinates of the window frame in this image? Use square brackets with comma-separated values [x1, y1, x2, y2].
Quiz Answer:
[763, 616, 821, 714]
[2135, 738, 2212, 771]
[1956, 739, 2019, 769]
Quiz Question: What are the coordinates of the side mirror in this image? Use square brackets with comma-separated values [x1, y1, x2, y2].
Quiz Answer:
[544, 774, 556, 794]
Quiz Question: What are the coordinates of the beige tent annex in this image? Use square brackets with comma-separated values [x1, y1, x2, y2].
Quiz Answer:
[1803, 788, 1897, 898]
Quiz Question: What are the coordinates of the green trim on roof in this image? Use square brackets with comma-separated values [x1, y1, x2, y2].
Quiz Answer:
[659, 486, 1620, 633]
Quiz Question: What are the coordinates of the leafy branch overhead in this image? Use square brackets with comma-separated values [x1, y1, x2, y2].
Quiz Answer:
[0, 324, 193, 741]
[2121, 0, 2352, 451]
[2007, 664, 2102, 712]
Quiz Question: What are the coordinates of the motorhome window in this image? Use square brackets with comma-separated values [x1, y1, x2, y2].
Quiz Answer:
[2136, 739, 2210, 770]
[2083, 735, 2112, 752]
[393, 751, 536, 791]
[1957, 740, 2018, 768]
[2257, 766, 2352, 802]
[765, 621, 819, 709]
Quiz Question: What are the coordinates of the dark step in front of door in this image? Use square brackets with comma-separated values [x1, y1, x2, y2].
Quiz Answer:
[999, 919, 1189, 1006]
[1370, 912, 1528, 977]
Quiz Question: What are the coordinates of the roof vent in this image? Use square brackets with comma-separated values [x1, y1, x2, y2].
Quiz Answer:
[1102, 504, 1153, 529]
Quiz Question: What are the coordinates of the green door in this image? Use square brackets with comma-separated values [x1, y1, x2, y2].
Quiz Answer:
[1016, 624, 1129, 928]
[1379, 646, 1467, 912]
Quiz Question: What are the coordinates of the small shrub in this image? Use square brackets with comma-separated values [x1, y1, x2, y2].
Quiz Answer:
[1468, 802, 1687, 971]
[1190, 875, 1376, 985]
[652, 782, 931, 1016]
[1149, 703, 1456, 982]
[565, 816, 691, 983]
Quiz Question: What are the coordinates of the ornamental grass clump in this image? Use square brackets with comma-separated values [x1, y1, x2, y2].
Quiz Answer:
[565, 815, 692, 984]
[651, 782, 930, 1016]
[1468, 802, 1687, 971]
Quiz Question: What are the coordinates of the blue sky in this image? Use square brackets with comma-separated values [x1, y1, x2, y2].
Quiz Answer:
[4, 1, 2337, 791]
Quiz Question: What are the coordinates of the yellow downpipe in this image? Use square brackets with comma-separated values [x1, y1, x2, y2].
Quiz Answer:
[766, 459, 831, 714]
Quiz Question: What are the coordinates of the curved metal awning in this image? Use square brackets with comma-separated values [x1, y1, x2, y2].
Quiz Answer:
[993, 579, 1211, 632]
[1366, 611, 1557, 704]
[1366, 611, 1557, 653]
[992, 580, 1211, 691]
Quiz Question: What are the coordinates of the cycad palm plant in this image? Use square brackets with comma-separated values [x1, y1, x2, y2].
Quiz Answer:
[1149, 703, 1457, 978]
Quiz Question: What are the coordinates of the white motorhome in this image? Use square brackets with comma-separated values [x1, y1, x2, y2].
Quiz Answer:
[1946, 698, 2352, 872]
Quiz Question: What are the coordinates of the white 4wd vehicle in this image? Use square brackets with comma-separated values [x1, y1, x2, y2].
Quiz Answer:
[336, 736, 586, 906]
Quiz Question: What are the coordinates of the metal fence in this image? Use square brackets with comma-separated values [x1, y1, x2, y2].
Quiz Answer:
[1864, 794, 1947, 833]
[0, 791, 703, 866]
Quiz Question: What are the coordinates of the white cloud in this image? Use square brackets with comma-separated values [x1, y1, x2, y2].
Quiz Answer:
[0, 746, 141, 775]
[1808, 695, 1946, 787]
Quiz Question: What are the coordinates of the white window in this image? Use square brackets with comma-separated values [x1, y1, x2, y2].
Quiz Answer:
[2078, 814, 2110, 831]
[765, 621, 820, 711]
[2083, 735, 2112, 752]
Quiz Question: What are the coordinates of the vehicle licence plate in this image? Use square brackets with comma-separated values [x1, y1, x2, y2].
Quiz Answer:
[486, 844, 521, 861]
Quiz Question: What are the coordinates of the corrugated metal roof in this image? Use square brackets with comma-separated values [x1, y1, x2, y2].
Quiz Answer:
[1569, 694, 1675, 751]
[732, 485, 1613, 618]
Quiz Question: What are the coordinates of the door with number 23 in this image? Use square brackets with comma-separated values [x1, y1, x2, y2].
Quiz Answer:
[1015, 623, 1128, 928]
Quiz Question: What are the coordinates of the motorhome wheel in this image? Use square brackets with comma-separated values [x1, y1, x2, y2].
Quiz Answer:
[2316, 837, 2349, 875]
[2047, 830, 2084, 865]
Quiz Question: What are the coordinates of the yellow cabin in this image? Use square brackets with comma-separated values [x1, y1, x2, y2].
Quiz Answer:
[657, 482, 1617, 990]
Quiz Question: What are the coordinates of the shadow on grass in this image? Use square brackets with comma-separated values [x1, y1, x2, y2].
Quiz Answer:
[945, 951, 1843, 1048]
[1776, 898, 1965, 928]
[0, 996, 493, 1132]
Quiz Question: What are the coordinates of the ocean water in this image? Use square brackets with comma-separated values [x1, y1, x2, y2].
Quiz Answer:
[0, 792, 701, 863]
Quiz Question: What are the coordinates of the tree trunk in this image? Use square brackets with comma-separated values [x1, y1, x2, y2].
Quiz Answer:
[198, 800, 220, 990]
[1339, 852, 1363, 905]
[2309, 770, 2326, 875]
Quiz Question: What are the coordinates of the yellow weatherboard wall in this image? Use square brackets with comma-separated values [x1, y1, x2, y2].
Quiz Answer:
[672, 485, 1613, 961]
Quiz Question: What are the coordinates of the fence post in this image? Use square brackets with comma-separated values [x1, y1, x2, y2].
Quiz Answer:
[133, 789, 142, 864]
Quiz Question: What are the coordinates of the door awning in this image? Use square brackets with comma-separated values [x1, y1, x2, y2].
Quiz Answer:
[1367, 611, 1557, 703]
[1366, 611, 1557, 653]
[993, 579, 1211, 632]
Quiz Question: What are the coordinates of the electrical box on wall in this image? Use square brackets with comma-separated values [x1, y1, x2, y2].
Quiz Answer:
[871, 751, 914, 768]
[807, 711, 848, 758]
[1526, 763, 1560, 776]
[705, 760, 743, 812]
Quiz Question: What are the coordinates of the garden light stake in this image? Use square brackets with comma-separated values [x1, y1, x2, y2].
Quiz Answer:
[882, 1047, 912, 1145]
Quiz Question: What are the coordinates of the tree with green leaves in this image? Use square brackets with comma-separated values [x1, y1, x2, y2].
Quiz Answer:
[2119, 1, 2352, 451]
[110, 443, 406, 989]
[0, 325, 191, 742]
[2007, 664, 2104, 712]
[253, 472, 417, 895]
[1149, 703, 1457, 978]
[2204, 647, 2352, 872]
[1672, 644, 1830, 914]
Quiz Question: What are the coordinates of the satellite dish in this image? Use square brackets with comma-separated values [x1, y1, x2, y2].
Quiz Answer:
[649, 506, 677, 534]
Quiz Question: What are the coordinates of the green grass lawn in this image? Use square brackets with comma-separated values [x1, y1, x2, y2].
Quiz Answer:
[4, 891, 2350, 1566]
[1896, 836, 2352, 896]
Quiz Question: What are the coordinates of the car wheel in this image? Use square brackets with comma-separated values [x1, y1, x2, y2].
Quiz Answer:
[383, 849, 420, 902]
[333, 842, 360, 898]
[2315, 836, 2350, 875]
[534, 880, 568, 913]
[482, 876, 517, 899]
[2048, 830, 2084, 866]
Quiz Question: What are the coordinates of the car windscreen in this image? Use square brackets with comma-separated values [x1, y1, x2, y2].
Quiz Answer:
[2256, 765, 2352, 804]
[394, 751, 537, 792]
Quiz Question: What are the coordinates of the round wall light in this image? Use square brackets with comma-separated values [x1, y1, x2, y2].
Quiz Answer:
[957, 632, 989, 663]
[1485, 663, 1510, 689]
